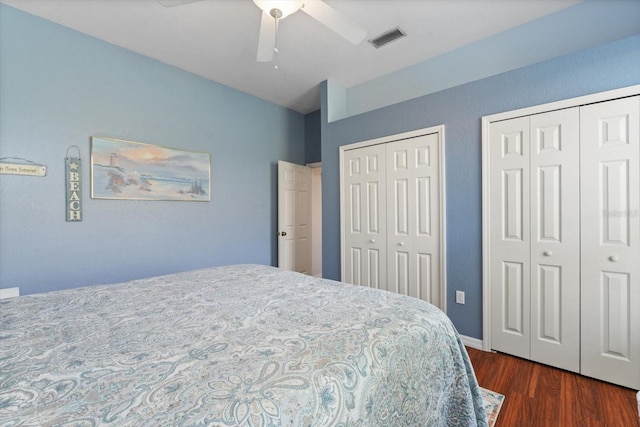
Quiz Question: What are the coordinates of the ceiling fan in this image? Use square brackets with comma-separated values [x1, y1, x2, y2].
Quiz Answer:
[158, 0, 367, 64]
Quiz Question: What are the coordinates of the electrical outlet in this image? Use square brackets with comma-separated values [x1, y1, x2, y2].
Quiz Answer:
[456, 290, 465, 305]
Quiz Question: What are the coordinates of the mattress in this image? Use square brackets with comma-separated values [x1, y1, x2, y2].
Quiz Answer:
[0, 264, 487, 426]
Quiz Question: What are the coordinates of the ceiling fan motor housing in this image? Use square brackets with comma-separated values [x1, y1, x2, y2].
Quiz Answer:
[253, 0, 303, 20]
[270, 8, 283, 19]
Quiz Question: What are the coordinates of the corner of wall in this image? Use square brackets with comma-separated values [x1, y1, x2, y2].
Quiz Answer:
[326, 80, 348, 123]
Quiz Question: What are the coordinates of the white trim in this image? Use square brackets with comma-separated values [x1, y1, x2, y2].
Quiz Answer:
[438, 127, 448, 314]
[484, 84, 640, 123]
[339, 125, 447, 311]
[460, 334, 484, 350]
[308, 163, 323, 278]
[340, 127, 439, 152]
[339, 150, 346, 282]
[481, 113, 493, 352]
[481, 84, 640, 353]
[0, 287, 20, 299]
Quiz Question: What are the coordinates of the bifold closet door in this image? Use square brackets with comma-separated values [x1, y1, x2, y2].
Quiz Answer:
[386, 134, 441, 304]
[489, 116, 531, 360]
[580, 96, 640, 389]
[490, 109, 580, 371]
[529, 109, 580, 373]
[342, 144, 387, 288]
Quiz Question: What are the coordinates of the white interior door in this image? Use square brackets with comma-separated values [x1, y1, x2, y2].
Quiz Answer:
[483, 86, 640, 388]
[580, 96, 640, 389]
[278, 160, 311, 274]
[490, 108, 580, 372]
[342, 144, 387, 288]
[489, 116, 531, 360]
[490, 110, 581, 371]
[529, 108, 580, 373]
[386, 134, 441, 305]
[341, 126, 446, 310]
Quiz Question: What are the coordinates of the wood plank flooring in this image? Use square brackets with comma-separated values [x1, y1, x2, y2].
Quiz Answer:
[467, 347, 639, 427]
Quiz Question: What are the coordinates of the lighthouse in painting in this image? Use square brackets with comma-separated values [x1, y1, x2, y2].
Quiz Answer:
[110, 153, 118, 168]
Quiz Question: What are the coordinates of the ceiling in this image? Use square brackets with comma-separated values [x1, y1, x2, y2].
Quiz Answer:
[1, 0, 585, 114]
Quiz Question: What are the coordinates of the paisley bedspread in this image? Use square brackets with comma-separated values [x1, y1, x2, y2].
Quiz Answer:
[0, 264, 487, 426]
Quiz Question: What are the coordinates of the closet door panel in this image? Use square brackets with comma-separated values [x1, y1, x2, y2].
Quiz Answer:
[388, 145, 411, 295]
[580, 96, 640, 389]
[386, 134, 440, 304]
[343, 145, 387, 289]
[489, 117, 531, 359]
[529, 108, 580, 373]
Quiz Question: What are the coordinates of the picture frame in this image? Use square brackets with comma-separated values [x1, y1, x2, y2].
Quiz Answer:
[90, 136, 211, 201]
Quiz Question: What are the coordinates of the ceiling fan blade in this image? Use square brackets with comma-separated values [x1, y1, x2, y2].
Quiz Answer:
[256, 11, 276, 62]
[301, 0, 366, 45]
[157, 0, 203, 8]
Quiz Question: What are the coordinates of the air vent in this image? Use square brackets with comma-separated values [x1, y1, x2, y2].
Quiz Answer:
[369, 27, 406, 48]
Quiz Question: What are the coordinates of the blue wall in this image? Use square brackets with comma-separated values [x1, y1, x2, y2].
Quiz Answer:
[0, 5, 305, 295]
[321, 34, 640, 340]
[344, 0, 640, 118]
[304, 109, 321, 164]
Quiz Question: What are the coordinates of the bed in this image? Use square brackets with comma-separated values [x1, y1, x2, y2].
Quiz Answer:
[0, 264, 487, 426]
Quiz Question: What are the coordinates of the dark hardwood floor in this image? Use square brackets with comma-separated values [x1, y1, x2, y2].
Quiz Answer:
[467, 347, 639, 427]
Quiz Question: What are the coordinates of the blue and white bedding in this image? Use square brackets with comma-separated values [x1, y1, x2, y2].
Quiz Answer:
[0, 264, 487, 426]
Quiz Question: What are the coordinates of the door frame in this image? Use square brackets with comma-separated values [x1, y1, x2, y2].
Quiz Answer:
[481, 84, 640, 352]
[308, 162, 322, 277]
[339, 125, 447, 311]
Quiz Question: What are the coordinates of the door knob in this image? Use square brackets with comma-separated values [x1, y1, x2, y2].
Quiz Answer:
[369, 239, 376, 243]
[543, 251, 552, 256]
[399, 242, 405, 246]
[609, 255, 619, 262]
[278, 231, 287, 237]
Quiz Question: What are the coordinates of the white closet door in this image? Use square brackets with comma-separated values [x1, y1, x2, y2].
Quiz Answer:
[580, 96, 640, 389]
[529, 108, 580, 373]
[490, 116, 531, 359]
[386, 134, 440, 305]
[342, 144, 387, 288]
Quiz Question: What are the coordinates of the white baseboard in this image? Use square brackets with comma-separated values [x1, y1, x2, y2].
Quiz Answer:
[460, 334, 484, 350]
[0, 287, 20, 299]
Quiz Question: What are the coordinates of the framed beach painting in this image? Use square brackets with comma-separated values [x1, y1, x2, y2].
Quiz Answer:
[90, 137, 210, 201]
